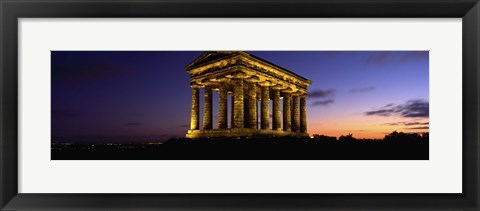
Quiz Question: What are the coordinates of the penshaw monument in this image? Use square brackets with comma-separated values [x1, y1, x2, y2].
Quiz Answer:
[185, 51, 311, 138]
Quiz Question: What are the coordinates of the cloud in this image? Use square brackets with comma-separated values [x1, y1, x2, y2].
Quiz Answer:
[384, 103, 395, 107]
[407, 126, 429, 130]
[407, 122, 429, 125]
[308, 89, 336, 106]
[365, 52, 391, 66]
[365, 108, 396, 117]
[311, 99, 334, 106]
[382, 122, 403, 126]
[124, 122, 142, 126]
[365, 99, 429, 118]
[397, 51, 429, 64]
[399, 100, 429, 118]
[349, 86, 375, 94]
[365, 51, 428, 67]
[308, 89, 335, 99]
[383, 121, 429, 126]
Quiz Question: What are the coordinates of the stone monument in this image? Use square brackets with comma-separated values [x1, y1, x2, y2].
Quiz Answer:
[185, 51, 311, 138]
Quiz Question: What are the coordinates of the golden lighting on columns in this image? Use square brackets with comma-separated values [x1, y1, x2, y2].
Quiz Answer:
[185, 51, 311, 138]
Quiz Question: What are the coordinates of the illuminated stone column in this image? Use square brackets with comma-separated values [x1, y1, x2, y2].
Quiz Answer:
[190, 87, 199, 130]
[300, 95, 307, 133]
[261, 85, 270, 129]
[256, 99, 259, 129]
[203, 86, 213, 130]
[272, 89, 281, 131]
[244, 91, 249, 128]
[230, 95, 234, 128]
[247, 82, 258, 129]
[218, 85, 228, 129]
[233, 78, 244, 128]
[292, 95, 300, 132]
[283, 93, 291, 132]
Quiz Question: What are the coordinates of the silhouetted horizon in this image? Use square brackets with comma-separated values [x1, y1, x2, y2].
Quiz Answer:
[51, 131, 429, 160]
[51, 130, 429, 144]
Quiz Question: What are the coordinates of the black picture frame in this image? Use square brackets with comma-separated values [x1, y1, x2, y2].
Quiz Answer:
[1, 0, 479, 210]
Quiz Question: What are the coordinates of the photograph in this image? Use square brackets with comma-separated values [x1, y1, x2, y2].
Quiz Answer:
[51, 51, 429, 160]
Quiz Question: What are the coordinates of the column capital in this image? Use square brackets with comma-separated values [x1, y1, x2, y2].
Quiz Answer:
[216, 77, 233, 84]
[217, 81, 227, 88]
[258, 80, 275, 87]
[270, 84, 287, 90]
[290, 91, 303, 97]
[190, 83, 202, 89]
[231, 71, 249, 79]
[281, 87, 295, 94]
[244, 75, 260, 83]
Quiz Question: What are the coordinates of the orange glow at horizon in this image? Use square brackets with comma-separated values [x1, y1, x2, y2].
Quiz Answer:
[307, 113, 429, 139]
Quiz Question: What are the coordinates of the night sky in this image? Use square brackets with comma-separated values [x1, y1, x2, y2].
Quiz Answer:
[51, 51, 428, 142]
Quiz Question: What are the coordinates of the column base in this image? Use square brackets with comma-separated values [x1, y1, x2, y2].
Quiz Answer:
[186, 128, 309, 139]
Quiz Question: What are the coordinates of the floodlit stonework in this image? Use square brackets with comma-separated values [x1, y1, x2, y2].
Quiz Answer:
[185, 51, 312, 138]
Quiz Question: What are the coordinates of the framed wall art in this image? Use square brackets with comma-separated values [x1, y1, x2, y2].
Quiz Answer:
[1, 0, 479, 210]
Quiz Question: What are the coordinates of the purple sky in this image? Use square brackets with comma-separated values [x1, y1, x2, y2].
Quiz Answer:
[51, 51, 428, 142]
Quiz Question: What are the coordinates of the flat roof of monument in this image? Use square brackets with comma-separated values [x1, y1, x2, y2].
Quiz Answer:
[247, 53, 310, 82]
[185, 51, 311, 83]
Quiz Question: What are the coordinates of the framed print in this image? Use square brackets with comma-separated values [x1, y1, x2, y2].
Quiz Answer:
[1, 0, 479, 210]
